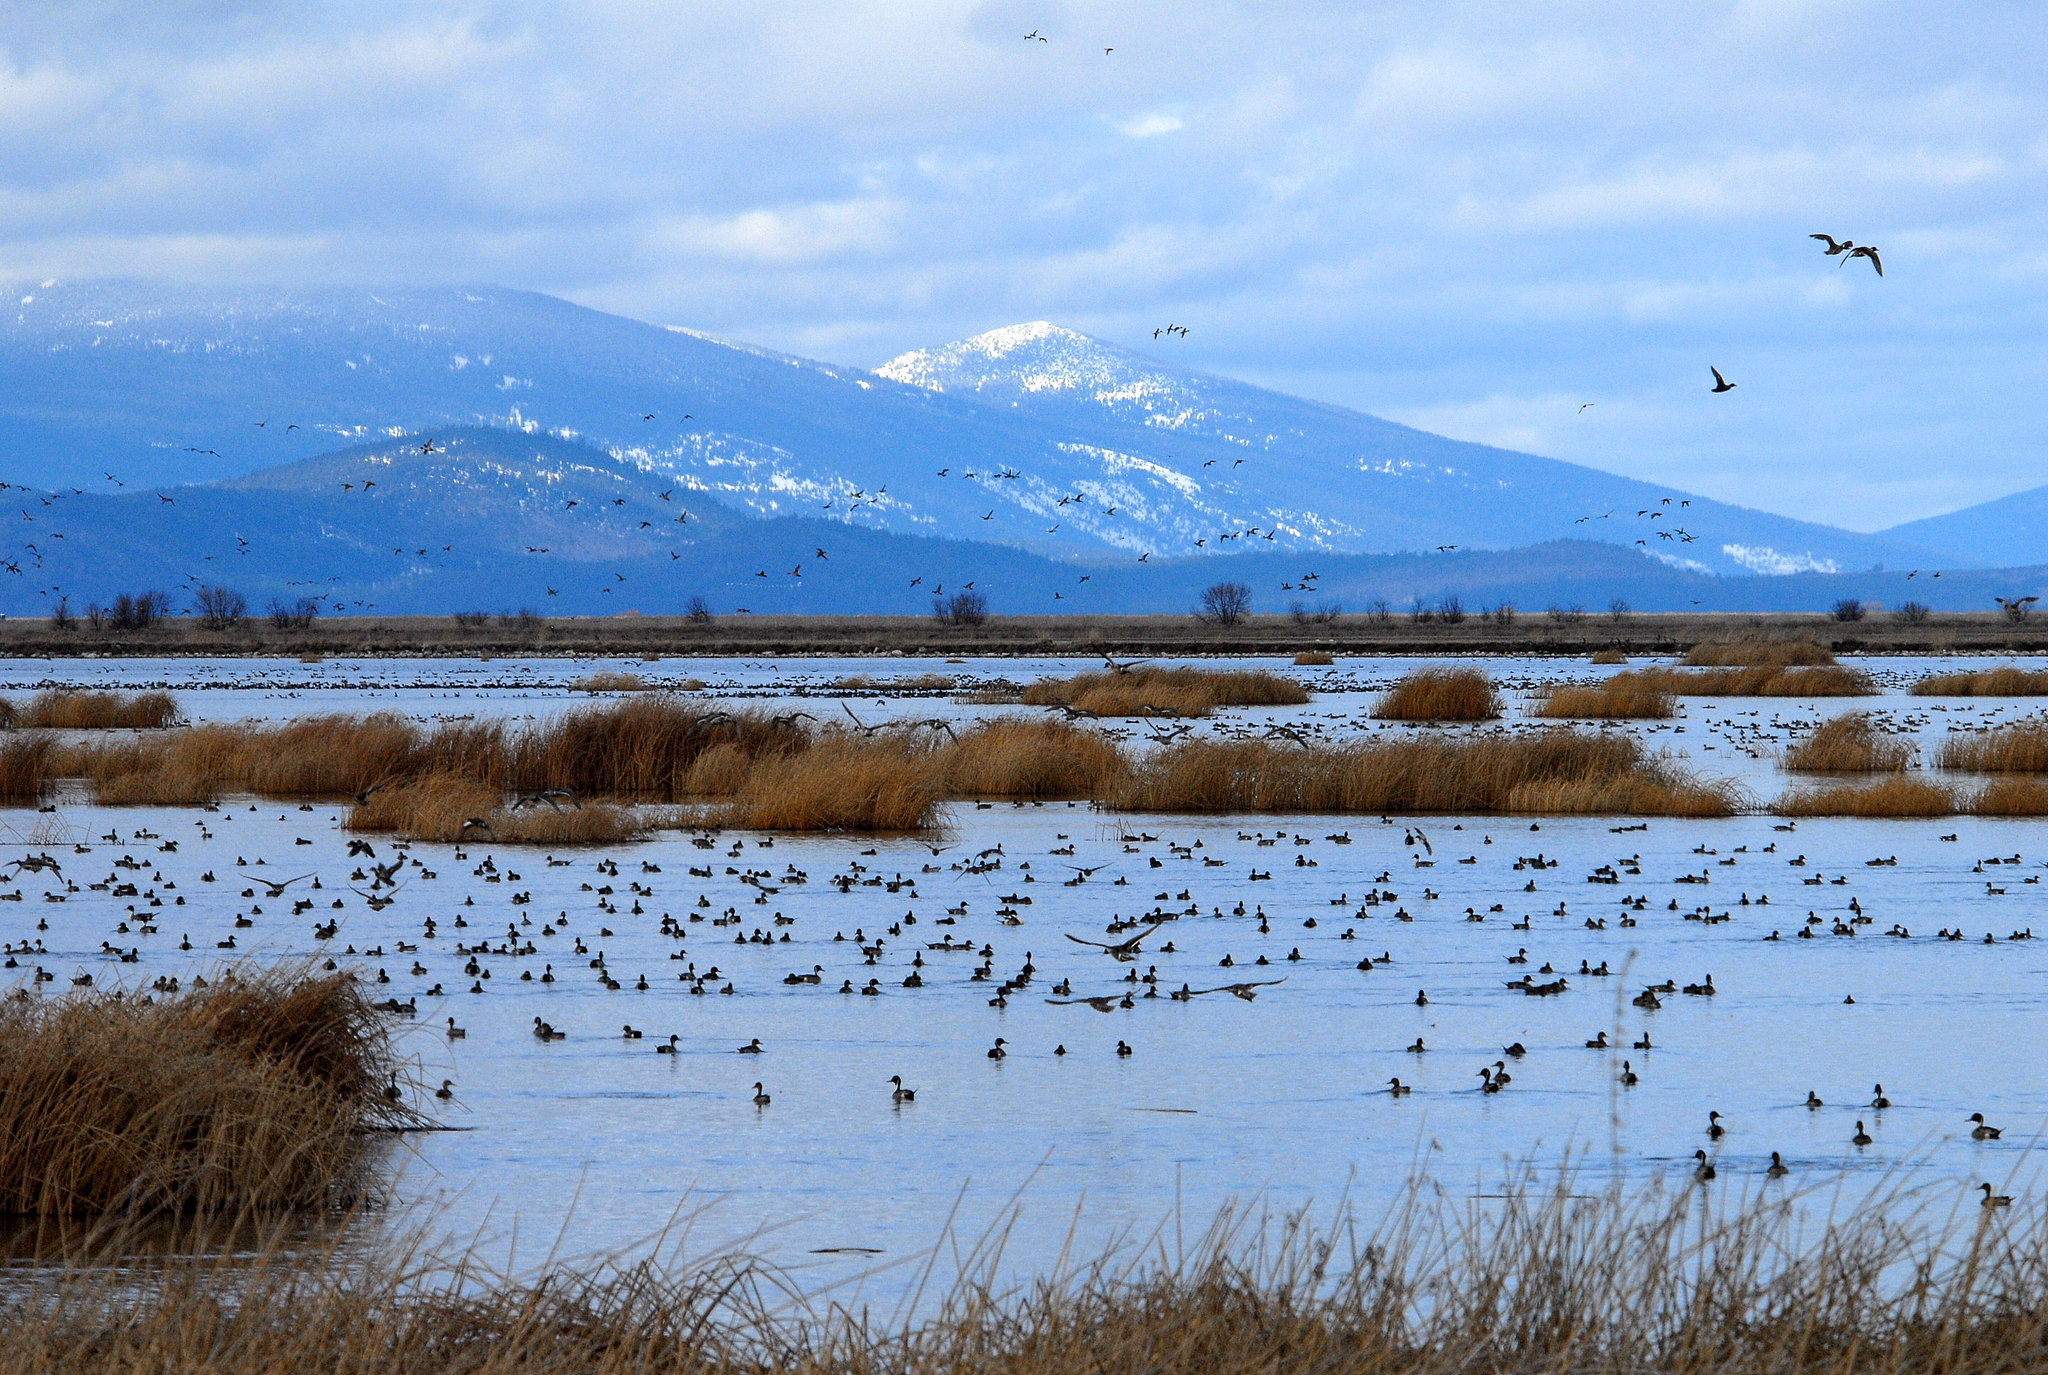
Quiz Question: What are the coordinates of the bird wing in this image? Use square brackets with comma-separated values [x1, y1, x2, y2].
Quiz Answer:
[1710, 366, 1727, 386]
[1064, 934, 1113, 949]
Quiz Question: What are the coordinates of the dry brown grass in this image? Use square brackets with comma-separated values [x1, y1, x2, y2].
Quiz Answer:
[1372, 668, 1502, 721]
[1589, 648, 1628, 664]
[0, 970, 412, 1218]
[1529, 683, 1675, 719]
[0, 734, 55, 802]
[936, 718, 1126, 798]
[1023, 667, 1309, 718]
[708, 737, 942, 831]
[1682, 639, 1835, 667]
[1971, 777, 2048, 815]
[570, 670, 650, 692]
[1603, 665, 1875, 697]
[1292, 651, 1335, 666]
[15, 1175, 2048, 1375]
[14, 689, 180, 729]
[1782, 712, 1915, 773]
[1109, 730, 1735, 816]
[1937, 722, 2048, 772]
[1911, 665, 2048, 696]
[1772, 776, 1963, 817]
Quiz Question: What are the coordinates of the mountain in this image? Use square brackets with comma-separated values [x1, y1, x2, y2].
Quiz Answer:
[0, 280, 1943, 579]
[1, 426, 2036, 619]
[1882, 485, 2048, 569]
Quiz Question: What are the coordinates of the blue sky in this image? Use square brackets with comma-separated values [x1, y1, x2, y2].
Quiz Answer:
[1, 1, 2041, 529]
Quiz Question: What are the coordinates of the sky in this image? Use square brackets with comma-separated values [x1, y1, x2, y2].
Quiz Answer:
[0, 1, 2043, 531]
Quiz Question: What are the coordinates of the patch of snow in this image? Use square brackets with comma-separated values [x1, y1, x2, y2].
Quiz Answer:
[1720, 544, 1840, 576]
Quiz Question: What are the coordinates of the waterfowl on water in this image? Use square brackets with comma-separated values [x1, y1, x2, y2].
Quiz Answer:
[1970, 1113, 2002, 1140]
[1693, 1150, 1716, 1182]
[1388, 1077, 1411, 1096]
[445, 1018, 466, 1039]
[1804, 1091, 1823, 1109]
[656, 1034, 680, 1054]
[1982, 1183, 2013, 1208]
[1706, 1110, 1726, 1140]
[738, 1038, 764, 1054]
[1852, 1120, 1873, 1147]
[1620, 1060, 1638, 1086]
[1871, 1084, 1891, 1110]
[1767, 1152, 1789, 1178]
[988, 1038, 1007, 1059]
[435, 1079, 454, 1100]
[752, 1081, 771, 1106]
[889, 1075, 916, 1102]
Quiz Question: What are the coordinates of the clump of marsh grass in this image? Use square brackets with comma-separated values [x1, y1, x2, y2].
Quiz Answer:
[1108, 730, 1735, 816]
[1022, 667, 1309, 718]
[1528, 682, 1675, 719]
[0, 734, 56, 802]
[707, 737, 942, 831]
[936, 718, 1125, 798]
[1293, 651, 1335, 666]
[1372, 667, 1502, 721]
[1773, 775, 1963, 817]
[1783, 712, 1915, 772]
[1589, 647, 1628, 664]
[12, 1173, 2048, 1375]
[0, 969, 415, 1218]
[1938, 721, 2048, 772]
[1971, 777, 2048, 815]
[346, 774, 651, 844]
[570, 671, 651, 693]
[1912, 665, 2048, 696]
[14, 689, 180, 729]
[1603, 665, 1875, 697]
[1683, 639, 1835, 667]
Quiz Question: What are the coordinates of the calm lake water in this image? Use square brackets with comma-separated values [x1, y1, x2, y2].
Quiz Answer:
[3, 652, 2045, 1296]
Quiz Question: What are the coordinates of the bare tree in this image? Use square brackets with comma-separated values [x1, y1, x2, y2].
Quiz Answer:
[1197, 581, 1252, 626]
[1547, 604, 1587, 626]
[933, 589, 989, 627]
[268, 597, 318, 630]
[1831, 598, 1866, 623]
[684, 595, 713, 625]
[1894, 600, 1931, 624]
[108, 591, 172, 631]
[1607, 597, 1630, 625]
[1436, 594, 1466, 625]
[1289, 599, 1342, 626]
[194, 585, 248, 630]
[1366, 597, 1393, 626]
[1488, 602, 1517, 627]
[452, 610, 490, 628]
[47, 597, 74, 630]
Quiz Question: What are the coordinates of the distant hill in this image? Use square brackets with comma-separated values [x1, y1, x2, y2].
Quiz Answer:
[1883, 484, 2048, 569]
[0, 426, 2035, 619]
[0, 280, 1946, 579]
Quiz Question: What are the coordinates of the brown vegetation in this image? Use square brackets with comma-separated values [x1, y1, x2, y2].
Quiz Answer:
[344, 775, 651, 845]
[0, 734, 55, 802]
[0, 970, 412, 1218]
[1911, 665, 2048, 696]
[1782, 712, 1915, 772]
[1023, 667, 1309, 718]
[17, 1175, 2048, 1375]
[1937, 721, 2048, 772]
[1772, 776, 1963, 817]
[1971, 777, 2048, 815]
[13, 689, 180, 729]
[708, 737, 942, 832]
[1528, 683, 1675, 719]
[935, 718, 1126, 798]
[569, 671, 650, 692]
[1602, 665, 1875, 697]
[1589, 648, 1627, 664]
[1682, 639, 1835, 667]
[1292, 651, 1334, 666]
[1108, 730, 1735, 816]
[1372, 667, 1502, 721]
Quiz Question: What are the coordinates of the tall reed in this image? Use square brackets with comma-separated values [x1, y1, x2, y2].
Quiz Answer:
[1938, 722, 2048, 772]
[1108, 731, 1736, 816]
[0, 970, 414, 1218]
[1603, 666, 1875, 697]
[1912, 665, 2048, 696]
[1372, 668, 1502, 721]
[1529, 682, 1675, 719]
[1022, 667, 1308, 718]
[936, 718, 1127, 798]
[709, 737, 942, 831]
[9, 1177, 2048, 1375]
[14, 689, 181, 729]
[1683, 639, 1835, 667]
[1772, 776, 1962, 817]
[1782, 712, 1914, 772]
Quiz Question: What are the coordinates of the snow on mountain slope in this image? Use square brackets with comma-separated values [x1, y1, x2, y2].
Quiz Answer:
[0, 282, 1939, 577]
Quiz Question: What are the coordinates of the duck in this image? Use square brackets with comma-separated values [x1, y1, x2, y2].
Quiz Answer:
[889, 1075, 916, 1103]
[1503, 1042, 1527, 1058]
[1585, 1030, 1609, 1049]
[1632, 1033, 1653, 1050]
[1706, 1110, 1726, 1140]
[621, 1025, 643, 1040]
[1981, 1182, 2013, 1208]
[434, 1079, 455, 1100]
[752, 1081, 771, 1106]
[1388, 1077, 1411, 1097]
[1852, 1120, 1873, 1147]
[1969, 1113, 2003, 1141]
[987, 1038, 1008, 1060]
[656, 1034, 680, 1055]
[1871, 1084, 1891, 1110]
[1767, 1152, 1789, 1178]
[1620, 1060, 1638, 1087]
[1406, 1037, 1426, 1053]
[445, 1017, 466, 1040]
[1804, 1090, 1824, 1109]
[737, 1038, 764, 1054]
[1693, 1149, 1716, 1182]
[1478, 1067, 1500, 1094]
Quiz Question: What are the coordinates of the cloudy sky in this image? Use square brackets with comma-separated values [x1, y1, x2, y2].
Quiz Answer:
[1, 1, 2041, 529]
